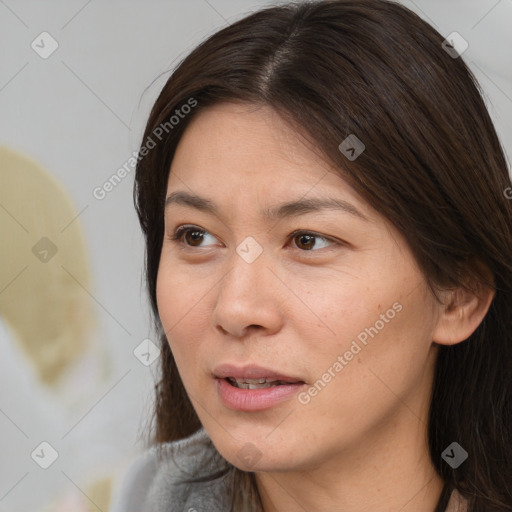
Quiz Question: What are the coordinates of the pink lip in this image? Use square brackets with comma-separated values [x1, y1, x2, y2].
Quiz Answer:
[213, 363, 306, 411]
[215, 378, 306, 411]
[213, 363, 305, 383]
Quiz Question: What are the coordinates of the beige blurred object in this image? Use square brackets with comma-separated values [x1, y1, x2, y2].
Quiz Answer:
[40, 476, 113, 512]
[0, 145, 95, 386]
[87, 477, 113, 512]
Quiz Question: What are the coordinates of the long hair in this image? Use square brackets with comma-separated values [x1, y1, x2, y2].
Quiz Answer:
[133, 1, 512, 510]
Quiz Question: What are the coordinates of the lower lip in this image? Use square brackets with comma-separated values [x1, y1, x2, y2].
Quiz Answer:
[216, 378, 306, 411]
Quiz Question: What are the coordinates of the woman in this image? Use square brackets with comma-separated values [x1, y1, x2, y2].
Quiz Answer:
[110, 1, 512, 510]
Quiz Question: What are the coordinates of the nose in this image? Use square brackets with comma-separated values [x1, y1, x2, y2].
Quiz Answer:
[211, 247, 284, 339]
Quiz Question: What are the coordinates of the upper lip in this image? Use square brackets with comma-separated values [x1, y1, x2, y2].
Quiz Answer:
[213, 363, 306, 383]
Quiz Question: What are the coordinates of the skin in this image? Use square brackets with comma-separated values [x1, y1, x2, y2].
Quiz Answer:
[156, 101, 494, 512]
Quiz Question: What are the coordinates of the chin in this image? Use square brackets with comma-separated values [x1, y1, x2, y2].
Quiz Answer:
[211, 436, 298, 473]
[230, 454, 291, 473]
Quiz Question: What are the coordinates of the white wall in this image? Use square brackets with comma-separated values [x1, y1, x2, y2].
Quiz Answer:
[0, 1, 510, 511]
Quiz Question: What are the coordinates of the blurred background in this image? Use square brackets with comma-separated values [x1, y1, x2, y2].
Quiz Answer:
[0, 1, 510, 511]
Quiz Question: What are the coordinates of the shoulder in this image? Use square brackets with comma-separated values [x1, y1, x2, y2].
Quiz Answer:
[446, 488, 470, 512]
[109, 428, 232, 512]
[447, 488, 512, 512]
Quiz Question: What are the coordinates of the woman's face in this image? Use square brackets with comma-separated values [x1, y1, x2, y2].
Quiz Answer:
[156, 101, 443, 473]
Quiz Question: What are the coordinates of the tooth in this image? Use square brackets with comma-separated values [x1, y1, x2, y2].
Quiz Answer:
[226, 377, 298, 389]
[241, 378, 274, 384]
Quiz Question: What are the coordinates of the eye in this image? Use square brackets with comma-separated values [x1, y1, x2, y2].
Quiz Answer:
[169, 225, 337, 252]
[169, 225, 218, 248]
[289, 230, 336, 251]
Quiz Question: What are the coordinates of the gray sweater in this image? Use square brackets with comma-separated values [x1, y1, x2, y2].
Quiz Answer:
[109, 427, 233, 512]
[109, 427, 469, 512]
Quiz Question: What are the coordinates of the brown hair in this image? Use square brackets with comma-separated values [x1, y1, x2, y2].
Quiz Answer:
[133, 1, 512, 510]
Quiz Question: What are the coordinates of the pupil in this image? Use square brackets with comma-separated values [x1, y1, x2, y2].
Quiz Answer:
[186, 230, 203, 246]
[297, 234, 314, 250]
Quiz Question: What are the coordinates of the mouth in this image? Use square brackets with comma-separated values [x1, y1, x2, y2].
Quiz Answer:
[224, 377, 305, 390]
[213, 365, 307, 411]
[213, 363, 306, 386]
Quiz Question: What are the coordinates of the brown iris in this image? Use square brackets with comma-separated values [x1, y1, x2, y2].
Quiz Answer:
[294, 233, 316, 250]
[183, 229, 204, 247]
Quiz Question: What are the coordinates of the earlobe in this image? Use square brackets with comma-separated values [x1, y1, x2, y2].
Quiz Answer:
[433, 284, 495, 346]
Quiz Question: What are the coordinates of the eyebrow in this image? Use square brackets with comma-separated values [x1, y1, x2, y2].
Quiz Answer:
[164, 191, 369, 221]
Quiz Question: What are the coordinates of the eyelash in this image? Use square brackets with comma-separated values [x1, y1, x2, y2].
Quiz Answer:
[168, 225, 341, 254]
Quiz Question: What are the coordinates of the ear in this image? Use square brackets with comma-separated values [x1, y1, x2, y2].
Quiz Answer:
[432, 276, 495, 346]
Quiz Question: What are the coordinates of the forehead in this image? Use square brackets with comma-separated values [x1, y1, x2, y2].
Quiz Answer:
[167, 102, 371, 212]
[168, 102, 330, 183]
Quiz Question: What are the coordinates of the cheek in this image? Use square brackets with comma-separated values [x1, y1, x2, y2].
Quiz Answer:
[155, 266, 177, 330]
[155, 265, 202, 360]
[303, 261, 435, 390]
[313, 288, 436, 410]
[156, 259, 207, 324]
[297, 272, 392, 354]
